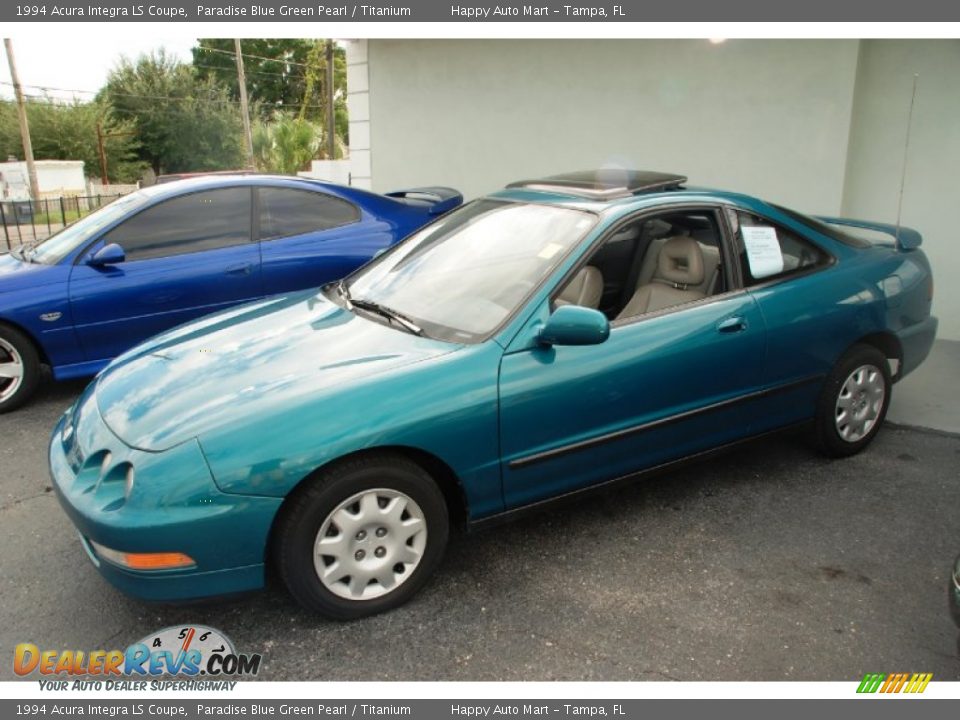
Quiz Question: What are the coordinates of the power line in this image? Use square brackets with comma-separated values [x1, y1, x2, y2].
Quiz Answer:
[194, 44, 317, 69]
[0, 81, 329, 110]
[193, 61, 306, 80]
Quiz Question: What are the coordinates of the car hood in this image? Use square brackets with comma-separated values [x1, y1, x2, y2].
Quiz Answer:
[0, 252, 60, 291]
[95, 290, 458, 452]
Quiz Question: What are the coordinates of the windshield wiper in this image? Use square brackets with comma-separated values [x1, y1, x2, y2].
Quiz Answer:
[10, 243, 36, 263]
[350, 296, 423, 336]
[335, 278, 353, 309]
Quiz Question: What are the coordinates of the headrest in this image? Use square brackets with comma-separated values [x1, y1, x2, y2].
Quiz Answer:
[557, 265, 603, 309]
[656, 236, 705, 287]
[609, 225, 640, 243]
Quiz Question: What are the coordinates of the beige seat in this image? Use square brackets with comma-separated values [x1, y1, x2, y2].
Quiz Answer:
[617, 236, 706, 318]
[556, 265, 603, 309]
[635, 235, 721, 297]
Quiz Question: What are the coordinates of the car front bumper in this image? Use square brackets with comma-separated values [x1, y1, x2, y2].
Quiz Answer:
[49, 386, 283, 602]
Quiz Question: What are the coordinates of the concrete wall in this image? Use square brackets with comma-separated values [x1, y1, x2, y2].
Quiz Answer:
[359, 39, 860, 214]
[842, 40, 960, 340]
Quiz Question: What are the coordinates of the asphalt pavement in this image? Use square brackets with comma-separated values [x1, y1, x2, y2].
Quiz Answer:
[2, 376, 959, 681]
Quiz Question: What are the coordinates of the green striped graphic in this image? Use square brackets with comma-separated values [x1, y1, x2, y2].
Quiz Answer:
[857, 673, 886, 693]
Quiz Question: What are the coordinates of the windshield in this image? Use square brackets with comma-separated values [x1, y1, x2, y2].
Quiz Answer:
[28, 191, 153, 265]
[341, 199, 597, 342]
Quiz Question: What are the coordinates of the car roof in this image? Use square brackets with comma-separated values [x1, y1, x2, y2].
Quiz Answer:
[133, 173, 369, 201]
[506, 169, 687, 200]
[490, 170, 765, 215]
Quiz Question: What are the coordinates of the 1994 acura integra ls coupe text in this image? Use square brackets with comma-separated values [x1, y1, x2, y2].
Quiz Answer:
[51, 170, 937, 619]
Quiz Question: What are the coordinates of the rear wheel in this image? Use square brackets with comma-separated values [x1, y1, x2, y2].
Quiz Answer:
[0, 325, 41, 414]
[275, 453, 449, 620]
[814, 344, 891, 457]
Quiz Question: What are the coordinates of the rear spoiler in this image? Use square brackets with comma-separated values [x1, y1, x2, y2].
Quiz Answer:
[386, 186, 463, 216]
[815, 216, 922, 251]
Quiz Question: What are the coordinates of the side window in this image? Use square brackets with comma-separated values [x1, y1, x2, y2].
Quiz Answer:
[727, 209, 830, 285]
[258, 188, 360, 241]
[102, 188, 251, 262]
[554, 209, 727, 322]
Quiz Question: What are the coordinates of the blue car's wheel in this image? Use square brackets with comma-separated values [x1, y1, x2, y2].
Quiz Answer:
[275, 453, 449, 620]
[814, 344, 891, 458]
[0, 324, 40, 414]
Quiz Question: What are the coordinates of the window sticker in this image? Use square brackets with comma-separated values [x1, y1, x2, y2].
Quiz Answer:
[538, 242, 564, 260]
[741, 226, 784, 279]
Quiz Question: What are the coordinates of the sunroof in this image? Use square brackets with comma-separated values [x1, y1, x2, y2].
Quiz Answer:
[507, 169, 687, 199]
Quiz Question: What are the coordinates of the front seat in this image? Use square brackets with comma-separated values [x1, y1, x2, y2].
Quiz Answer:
[556, 265, 603, 309]
[617, 236, 706, 319]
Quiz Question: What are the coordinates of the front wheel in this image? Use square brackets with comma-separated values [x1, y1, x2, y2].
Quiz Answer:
[275, 453, 449, 620]
[0, 324, 41, 414]
[814, 344, 891, 458]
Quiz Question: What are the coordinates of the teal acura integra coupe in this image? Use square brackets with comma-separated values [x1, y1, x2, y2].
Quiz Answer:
[51, 170, 937, 619]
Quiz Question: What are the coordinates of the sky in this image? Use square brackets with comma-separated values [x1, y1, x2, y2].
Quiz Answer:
[0, 37, 197, 102]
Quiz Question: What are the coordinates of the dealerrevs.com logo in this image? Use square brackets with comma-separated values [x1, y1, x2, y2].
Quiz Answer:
[14, 625, 262, 689]
[856, 673, 932, 694]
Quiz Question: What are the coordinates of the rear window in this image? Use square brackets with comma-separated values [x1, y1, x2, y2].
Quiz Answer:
[258, 187, 360, 240]
[772, 205, 871, 248]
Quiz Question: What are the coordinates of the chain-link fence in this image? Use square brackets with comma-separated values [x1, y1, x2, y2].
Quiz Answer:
[0, 193, 130, 250]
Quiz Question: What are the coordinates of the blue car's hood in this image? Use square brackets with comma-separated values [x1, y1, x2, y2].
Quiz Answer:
[0, 252, 60, 292]
[95, 290, 458, 451]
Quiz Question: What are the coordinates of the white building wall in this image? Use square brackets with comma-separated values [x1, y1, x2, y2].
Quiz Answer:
[841, 40, 960, 340]
[345, 39, 372, 190]
[364, 39, 861, 214]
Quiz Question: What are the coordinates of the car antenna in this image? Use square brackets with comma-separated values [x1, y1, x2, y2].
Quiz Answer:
[895, 73, 919, 248]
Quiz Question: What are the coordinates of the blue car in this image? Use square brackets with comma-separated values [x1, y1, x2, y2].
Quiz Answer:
[50, 170, 936, 619]
[0, 175, 461, 411]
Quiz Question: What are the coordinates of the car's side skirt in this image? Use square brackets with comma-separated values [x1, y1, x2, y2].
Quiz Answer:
[468, 419, 813, 532]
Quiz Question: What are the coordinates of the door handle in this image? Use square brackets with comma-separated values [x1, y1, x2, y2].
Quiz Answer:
[717, 316, 747, 334]
[225, 262, 253, 276]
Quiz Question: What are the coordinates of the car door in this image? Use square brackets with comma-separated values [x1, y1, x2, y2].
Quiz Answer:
[723, 206, 841, 432]
[257, 186, 395, 296]
[68, 186, 262, 362]
[498, 207, 768, 509]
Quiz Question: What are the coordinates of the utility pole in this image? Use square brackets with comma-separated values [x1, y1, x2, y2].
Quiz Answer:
[4, 38, 40, 200]
[96, 122, 109, 186]
[234, 39, 255, 171]
[326, 39, 335, 160]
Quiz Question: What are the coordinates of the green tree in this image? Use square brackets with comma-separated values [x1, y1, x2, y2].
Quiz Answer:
[193, 39, 348, 152]
[0, 98, 144, 183]
[252, 112, 323, 175]
[98, 49, 244, 174]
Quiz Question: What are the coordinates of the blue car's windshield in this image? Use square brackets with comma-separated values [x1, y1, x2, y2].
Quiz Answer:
[343, 199, 597, 342]
[28, 191, 153, 265]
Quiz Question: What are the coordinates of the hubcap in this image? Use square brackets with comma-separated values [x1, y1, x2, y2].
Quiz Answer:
[0, 338, 25, 402]
[313, 488, 427, 601]
[835, 364, 885, 443]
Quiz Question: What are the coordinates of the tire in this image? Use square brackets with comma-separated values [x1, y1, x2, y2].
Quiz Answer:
[813, 344, 891, 458]
[0, 324, 41, 414]
[275, 453, 449, 620]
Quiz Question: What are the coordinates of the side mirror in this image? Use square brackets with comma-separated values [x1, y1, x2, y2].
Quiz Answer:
[538, 305, 610, 347]
[87, 243, 125, 266]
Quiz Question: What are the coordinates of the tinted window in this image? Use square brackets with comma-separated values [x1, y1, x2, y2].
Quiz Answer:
[259, 188, 360, 240]
[102, 188, 251, 262]
[728, 209, 830, 285]
[771, 204, 871, 248]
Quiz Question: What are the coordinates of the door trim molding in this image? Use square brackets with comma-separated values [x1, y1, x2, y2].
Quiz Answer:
[507, 373, 824, 470]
